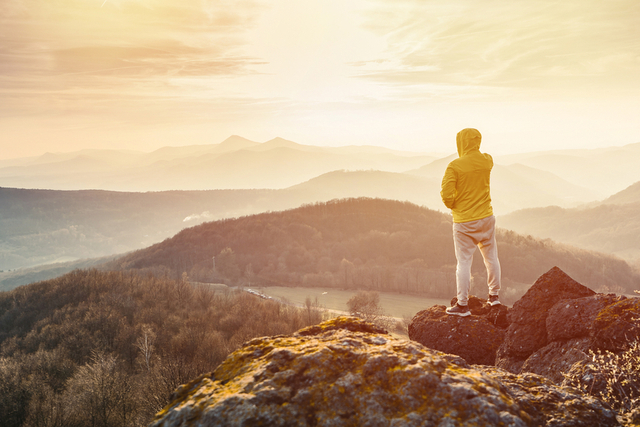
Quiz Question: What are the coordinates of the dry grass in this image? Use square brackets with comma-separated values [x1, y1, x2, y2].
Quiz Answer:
[563, 341, 640, 415]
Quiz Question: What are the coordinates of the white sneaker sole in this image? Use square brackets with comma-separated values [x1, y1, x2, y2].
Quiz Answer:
[446, 310, 471, 317]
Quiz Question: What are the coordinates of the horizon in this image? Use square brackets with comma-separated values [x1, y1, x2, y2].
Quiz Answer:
[2, 1, 639, 160]
[2, 133, 640, 163]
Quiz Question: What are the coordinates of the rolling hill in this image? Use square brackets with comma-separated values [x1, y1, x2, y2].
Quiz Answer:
[3, 136, 640, 280]
[287, 170, 441, 207]
[600, 181, 640, 206]
[106, 198, 640, 301]
[499, 181, 640, 264]
[0, 186, 303, 272]
[0, 160, 599, 276]
[0, 160, 633, 278]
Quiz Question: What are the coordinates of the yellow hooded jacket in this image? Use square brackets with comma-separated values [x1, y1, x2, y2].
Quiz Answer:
[440, 128, 494, 223]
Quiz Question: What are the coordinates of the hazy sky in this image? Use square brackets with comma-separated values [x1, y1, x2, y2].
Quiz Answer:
[1, 0, 639, 159]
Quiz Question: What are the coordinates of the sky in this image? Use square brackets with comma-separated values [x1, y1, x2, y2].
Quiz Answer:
[1, 0, 639, 159]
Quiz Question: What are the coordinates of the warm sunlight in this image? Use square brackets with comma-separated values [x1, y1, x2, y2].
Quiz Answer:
[1, 0, 639, 158]
[3, 3, 640, 426]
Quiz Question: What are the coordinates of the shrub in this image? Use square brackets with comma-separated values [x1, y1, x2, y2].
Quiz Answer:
[563, 341, 640, 414]
[346, 291, 395, 330]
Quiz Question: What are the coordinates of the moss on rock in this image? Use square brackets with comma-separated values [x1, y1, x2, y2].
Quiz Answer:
[151, 316, 618, 427]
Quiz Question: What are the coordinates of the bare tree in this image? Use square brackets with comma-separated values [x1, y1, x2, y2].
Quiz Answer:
[304, 296, 323, 325]
[194, 284, 216, 310]
[347, 291, 384, 324]
[174, 272, 193, 306]
[136, 325, 156, 372]
[64, 351, 135, 427]
[0, 357, 30, 427]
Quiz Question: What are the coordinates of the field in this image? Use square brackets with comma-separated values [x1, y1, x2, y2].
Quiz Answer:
[256, 286, 451, 319]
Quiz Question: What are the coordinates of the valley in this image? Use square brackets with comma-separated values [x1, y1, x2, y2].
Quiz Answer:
[256, 285, 450, 320]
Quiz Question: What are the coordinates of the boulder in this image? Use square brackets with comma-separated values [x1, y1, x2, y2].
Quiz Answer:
[591, 297, 640, 352]
[151, 317, 618, 427]
[546, 294, 622, 342]
[408, 299, 508, 366]
[520, 338, 592, 384]
[495, 347, 528, 377]
[496, 266, 596, 371]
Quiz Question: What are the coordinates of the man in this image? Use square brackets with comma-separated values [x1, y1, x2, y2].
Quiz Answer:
[441, 128, 501, 317]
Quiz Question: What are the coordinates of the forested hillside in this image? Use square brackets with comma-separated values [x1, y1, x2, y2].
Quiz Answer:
[499, 181, 640, 264]
[108, 198, 640, 302]
[0, 269, 322, 426]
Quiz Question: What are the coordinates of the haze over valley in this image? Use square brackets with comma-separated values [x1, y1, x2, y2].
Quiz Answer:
[2, 135, 640, 282]
[3, 135, 639, 200]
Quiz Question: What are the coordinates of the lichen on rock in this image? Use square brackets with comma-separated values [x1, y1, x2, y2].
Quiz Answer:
[151, 316, 618, 427]
[591, 297, 640, 352]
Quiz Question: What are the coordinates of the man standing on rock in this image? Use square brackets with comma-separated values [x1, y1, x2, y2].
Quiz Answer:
[441, 128, 501, 317]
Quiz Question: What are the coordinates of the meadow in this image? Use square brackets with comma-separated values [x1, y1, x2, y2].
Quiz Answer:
[256, 286, 451, 319]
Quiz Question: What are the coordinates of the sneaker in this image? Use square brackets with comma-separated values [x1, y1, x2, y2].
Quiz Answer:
[488, 295, 501, 306]
[446, 303, 470, 317]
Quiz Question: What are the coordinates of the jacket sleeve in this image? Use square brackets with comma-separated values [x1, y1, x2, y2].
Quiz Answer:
[441, 165, 457, 209]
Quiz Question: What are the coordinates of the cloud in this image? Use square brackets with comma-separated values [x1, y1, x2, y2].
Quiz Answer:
[51, 43, 266, 77]
[353, 0, 640, 92]
[0, 0, 267, 81]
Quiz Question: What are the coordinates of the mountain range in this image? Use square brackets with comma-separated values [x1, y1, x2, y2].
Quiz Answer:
[0, 136, 436, 192]
[3, 135, 639, 210]
[496, 143, 640, 197]
[2, 135, 640, 281]
[499, 181, 640, 264]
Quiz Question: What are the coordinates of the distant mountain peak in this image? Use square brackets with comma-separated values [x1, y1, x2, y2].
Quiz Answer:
[262, 137, 304, 148]
[219, 135, 260, 149]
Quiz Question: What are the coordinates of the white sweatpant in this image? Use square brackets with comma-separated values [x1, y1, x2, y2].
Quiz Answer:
[453, 215, 501, 306]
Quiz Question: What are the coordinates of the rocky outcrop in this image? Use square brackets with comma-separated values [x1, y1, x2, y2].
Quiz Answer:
[151, 317, 618, 427]
[497, 267, 640, 384]
[496, 266, 597, 373]
[408, 296, 509, 366]
[408, 266, 640, 389]
[520, 338, 593, 384]
[520, 293, 625, 383]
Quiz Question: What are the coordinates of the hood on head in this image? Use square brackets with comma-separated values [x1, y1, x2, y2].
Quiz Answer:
[456, 128, 482, 157]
